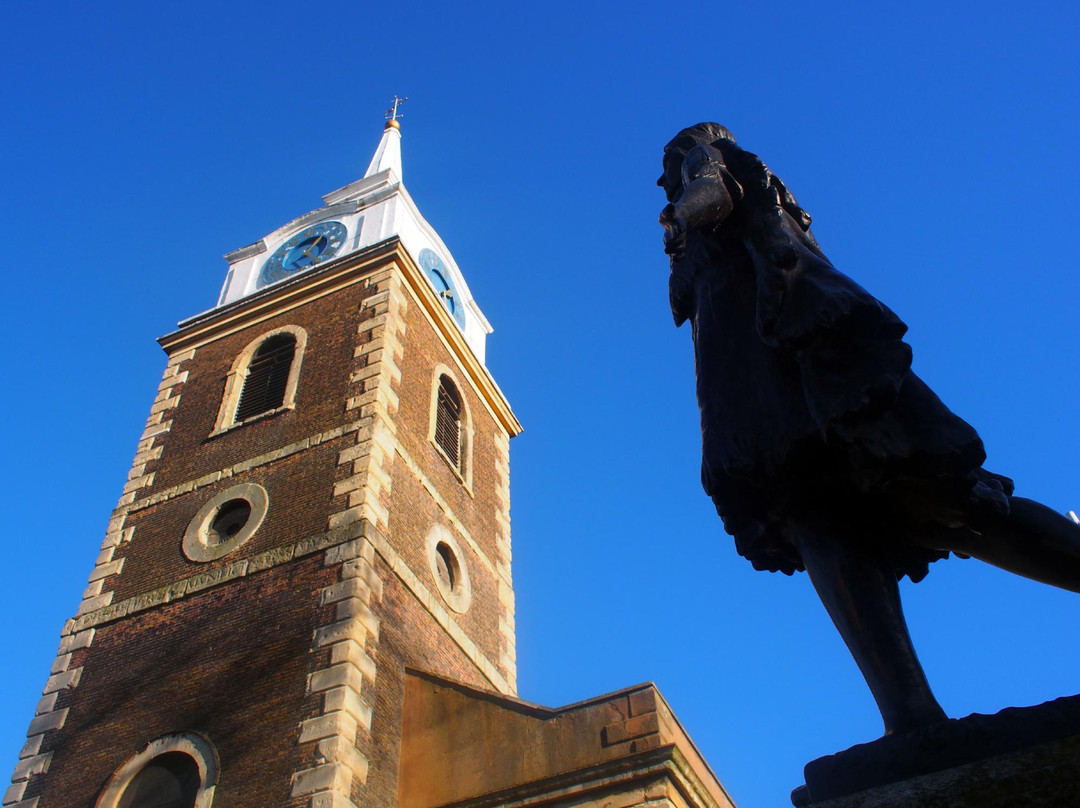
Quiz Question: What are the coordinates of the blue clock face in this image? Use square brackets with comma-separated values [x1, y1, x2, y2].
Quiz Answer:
[259, 221, 347, 288]
[419, 248, 465, 328]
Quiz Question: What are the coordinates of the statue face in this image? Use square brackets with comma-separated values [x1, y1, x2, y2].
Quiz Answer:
[658, 151, 683, 203]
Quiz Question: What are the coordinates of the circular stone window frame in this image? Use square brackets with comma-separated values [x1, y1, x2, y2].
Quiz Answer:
[183, 483, 269, 562]
[95, 731, 218, 808]
[425, 524, 472, 614]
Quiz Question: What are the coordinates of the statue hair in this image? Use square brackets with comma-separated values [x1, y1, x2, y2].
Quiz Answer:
[663, 122, 737, 157]
[666, 122, 814, 235]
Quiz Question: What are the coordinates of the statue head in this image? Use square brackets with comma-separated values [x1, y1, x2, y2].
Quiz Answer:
[658, 123, 737, 202]
[663, 122, 737, 158]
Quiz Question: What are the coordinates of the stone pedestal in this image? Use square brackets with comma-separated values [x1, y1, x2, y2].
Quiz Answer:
[791, 694, 1080, 807]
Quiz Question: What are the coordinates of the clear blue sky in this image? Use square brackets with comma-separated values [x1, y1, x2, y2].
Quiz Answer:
[2, 2, 1078, 806]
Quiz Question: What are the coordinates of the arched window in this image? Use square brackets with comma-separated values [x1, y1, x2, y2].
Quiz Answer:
[116, 752, 200, 808]
[96, 732, 217, 808]
[434, 376, 463, 469]
[212, 326, 307, 434]
[235, 334, 296, 421]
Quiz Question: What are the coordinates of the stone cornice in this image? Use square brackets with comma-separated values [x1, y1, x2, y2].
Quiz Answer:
[162, 239, 402, 349]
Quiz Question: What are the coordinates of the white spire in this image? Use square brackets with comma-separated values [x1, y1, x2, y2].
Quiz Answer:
[365, 95, 406, 179]
[365, 119, 402, 180]
[367, 87, 408, 183]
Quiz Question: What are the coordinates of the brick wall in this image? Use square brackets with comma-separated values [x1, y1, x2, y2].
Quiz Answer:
[7, 244, 520, 808]
[26, 554, 336, 808]
[148, 282, 375, 492]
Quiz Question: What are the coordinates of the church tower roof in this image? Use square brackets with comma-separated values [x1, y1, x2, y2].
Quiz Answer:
[210, 104, 492, 363]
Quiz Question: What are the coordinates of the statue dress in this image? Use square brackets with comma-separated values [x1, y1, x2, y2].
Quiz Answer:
[666, 132, 1011, 581]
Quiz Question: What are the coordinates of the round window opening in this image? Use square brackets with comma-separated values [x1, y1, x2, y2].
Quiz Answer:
[435, 541, 457, 592]
[426, 526, 471, 614]
[183, 483, 269, 563]
[207, 499, 251, 545]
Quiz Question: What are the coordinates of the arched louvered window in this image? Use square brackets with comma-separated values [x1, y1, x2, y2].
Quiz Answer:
[116, 752, 200, 808]
[434, 376, 463, 469]
[96, 733, 217, 808]
[234, 334, 296, 421]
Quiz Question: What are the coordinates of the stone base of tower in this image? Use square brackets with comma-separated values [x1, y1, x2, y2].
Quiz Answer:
[399, 671, 736, 808]
[790, 693, 1080, 808]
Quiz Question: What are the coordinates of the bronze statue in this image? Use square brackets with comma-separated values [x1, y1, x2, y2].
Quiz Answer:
[660, 122, 1080, 735]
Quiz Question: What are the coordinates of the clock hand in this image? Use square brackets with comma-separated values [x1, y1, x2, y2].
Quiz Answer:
[304, 236, 328, 260]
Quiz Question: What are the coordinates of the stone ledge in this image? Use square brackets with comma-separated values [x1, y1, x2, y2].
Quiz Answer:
[125, 421, 364, 513]
[66, 523, 363, 634]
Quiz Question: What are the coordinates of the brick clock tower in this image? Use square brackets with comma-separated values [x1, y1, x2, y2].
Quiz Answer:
[7, 113, 737, 808]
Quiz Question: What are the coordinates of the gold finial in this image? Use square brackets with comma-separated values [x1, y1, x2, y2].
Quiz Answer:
[384, 95, 408, 129]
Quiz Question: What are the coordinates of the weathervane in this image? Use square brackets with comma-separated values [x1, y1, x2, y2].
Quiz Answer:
[385, 95, 408, 123]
